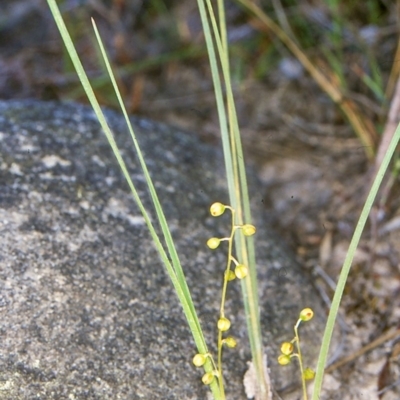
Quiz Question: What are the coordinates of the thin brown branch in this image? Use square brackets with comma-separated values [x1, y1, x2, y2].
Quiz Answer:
[325, 328, 400, 373]
[236, 0, 378, 160]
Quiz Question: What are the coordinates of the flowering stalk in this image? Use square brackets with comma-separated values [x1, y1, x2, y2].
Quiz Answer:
[193, 202, 256, 397]
[278, 308, 315, 400]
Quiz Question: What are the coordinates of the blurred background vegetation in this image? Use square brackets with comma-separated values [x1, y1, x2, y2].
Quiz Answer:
[0, 0, 396, 126]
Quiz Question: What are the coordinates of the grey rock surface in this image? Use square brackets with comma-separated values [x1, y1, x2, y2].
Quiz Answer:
[0, 100, 325, 399]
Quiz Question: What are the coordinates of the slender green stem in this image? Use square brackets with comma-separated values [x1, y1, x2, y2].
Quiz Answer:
[217, 329, 225, 399]
[219, 208, 236, 317]
[294, 320, 308, 400]
[217, 206, 235, 399]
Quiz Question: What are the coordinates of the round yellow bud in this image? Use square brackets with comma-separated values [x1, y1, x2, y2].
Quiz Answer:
[303, 368, 315, 380]
[278, 354, 291, 366]
[207, 237, 220, 249]
[299, 308, 314, 321]
[217, 317, 231, 332]
[280, 342, 294, 355]
[202, 372, 215, 385]
[234, 264, 248, 279]
[210, 202, 226, 217]
[192, 353, 207, 367]
[242, 224, 256, 236]
[225, 270, 236, 281]
[223, 336, 237, 348]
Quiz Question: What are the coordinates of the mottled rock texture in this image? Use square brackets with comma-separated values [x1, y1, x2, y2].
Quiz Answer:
[0, 100, 325, 399]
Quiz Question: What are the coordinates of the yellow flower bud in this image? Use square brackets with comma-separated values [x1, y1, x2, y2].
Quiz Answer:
[223, 336, 237, 348]
[242, 224, 256, 236]
[192, 353, 207, 367]
[225, 270, 236, 281]
[278, 354, 291, 366]
[207, 237, 220, 249]
[303, 368, 315, 380]
[280, 342, 293, 355]
[202, 372, 215, 385]
[210, 202, 226, 217]
[217, 317, 231, 332]
[234, 264, 248, 279]
[299, 308, 314, 321]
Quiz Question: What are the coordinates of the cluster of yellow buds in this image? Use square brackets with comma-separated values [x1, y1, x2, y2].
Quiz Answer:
[206, 202, 256, 280]
[278, 307, 315, 398]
